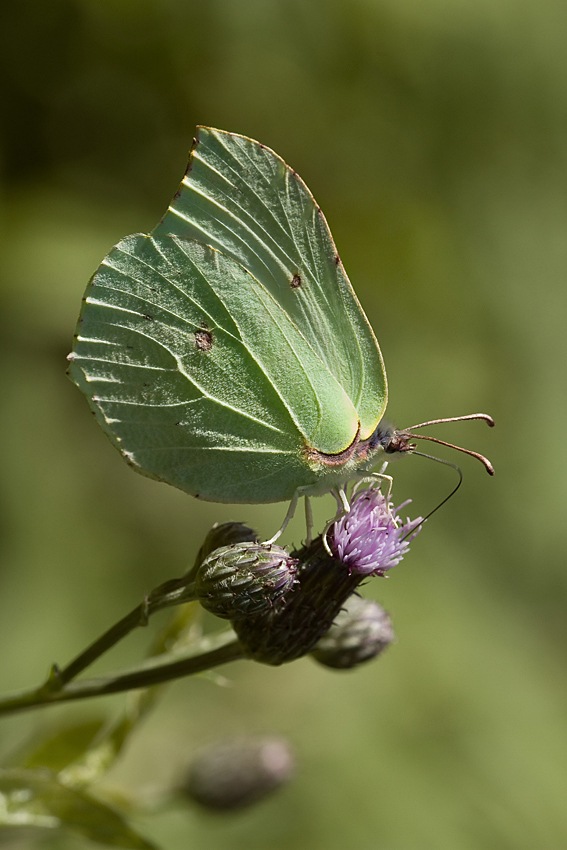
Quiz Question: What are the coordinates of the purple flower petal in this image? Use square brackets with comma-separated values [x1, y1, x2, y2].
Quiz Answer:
[330, 486, 422, 576]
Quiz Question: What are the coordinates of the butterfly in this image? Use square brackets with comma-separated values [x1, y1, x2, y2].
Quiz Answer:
[68, 128, 493, 539]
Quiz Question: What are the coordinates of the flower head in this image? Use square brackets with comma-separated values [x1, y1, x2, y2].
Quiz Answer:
[330, 486, 422, 576]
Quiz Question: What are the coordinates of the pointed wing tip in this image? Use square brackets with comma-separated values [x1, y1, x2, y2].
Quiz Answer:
[193, 126, 244, 152]
[195, 125, 231, 139]
[194, 126, 269, 149]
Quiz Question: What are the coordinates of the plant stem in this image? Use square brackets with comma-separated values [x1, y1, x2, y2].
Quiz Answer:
[58, 576, 197, 686]
[0, 630, 244, 717]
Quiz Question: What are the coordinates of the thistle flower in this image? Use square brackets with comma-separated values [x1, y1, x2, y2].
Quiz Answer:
[330, 486, 422, 576]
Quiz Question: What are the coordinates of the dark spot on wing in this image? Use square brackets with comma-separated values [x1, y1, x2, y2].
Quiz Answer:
[195, 322, 214, 351]
[143, 314, 153, 321]
[290, 273, 302, 289]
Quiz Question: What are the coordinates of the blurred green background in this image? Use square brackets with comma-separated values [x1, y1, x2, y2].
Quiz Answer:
[1, 0, 566, 847]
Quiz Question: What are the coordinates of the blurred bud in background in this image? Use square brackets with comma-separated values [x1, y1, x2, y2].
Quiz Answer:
[195, 543, 298, 620]
[182, 736, 295, 812]
[312, 595, 395, 670]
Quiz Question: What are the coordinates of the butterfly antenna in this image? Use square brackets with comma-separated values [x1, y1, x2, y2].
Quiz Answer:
[400, 451, 463, 541]
[384, 413, 494, 474]
[404, 413, 495, 430]
[405, 433, 494, 475]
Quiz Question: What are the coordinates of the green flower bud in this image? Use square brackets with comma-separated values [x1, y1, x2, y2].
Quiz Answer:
[193, 522, 259, 570]
[311, 595, 394, 670]
[182, 736, 295, 811]
[196, 543, 298, 620]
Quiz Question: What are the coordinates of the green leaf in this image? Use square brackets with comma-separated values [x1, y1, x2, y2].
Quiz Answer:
[0, 769, 156, 849]
[19, 720, 106, 773]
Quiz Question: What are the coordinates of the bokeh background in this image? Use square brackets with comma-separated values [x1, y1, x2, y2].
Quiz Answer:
[1, 0, 566, 848]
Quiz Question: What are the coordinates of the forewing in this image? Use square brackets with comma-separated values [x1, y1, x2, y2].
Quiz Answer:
[154, 127, 387, 440]
[69, 234, 359, 503]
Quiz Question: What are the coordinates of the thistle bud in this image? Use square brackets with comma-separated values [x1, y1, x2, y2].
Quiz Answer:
[311, 595, 395, 670]
[195, 543, 298, 620]
[193, 522, 259, 570]
[182, 736, 295, 811]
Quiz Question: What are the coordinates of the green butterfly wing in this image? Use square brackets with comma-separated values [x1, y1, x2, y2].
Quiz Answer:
[155, 128, 387, 444]
[69, 129, 388, 504]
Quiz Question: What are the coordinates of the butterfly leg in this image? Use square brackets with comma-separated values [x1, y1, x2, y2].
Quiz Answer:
[263, 490, 300, 545]
[337, 485, 351, 513]
[321, 485, 351, 557]
[372, 471, 394, 506]
[350, 469, 404, 527]
[352, 470, 394, 503]
[304, 496, 314, 547]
